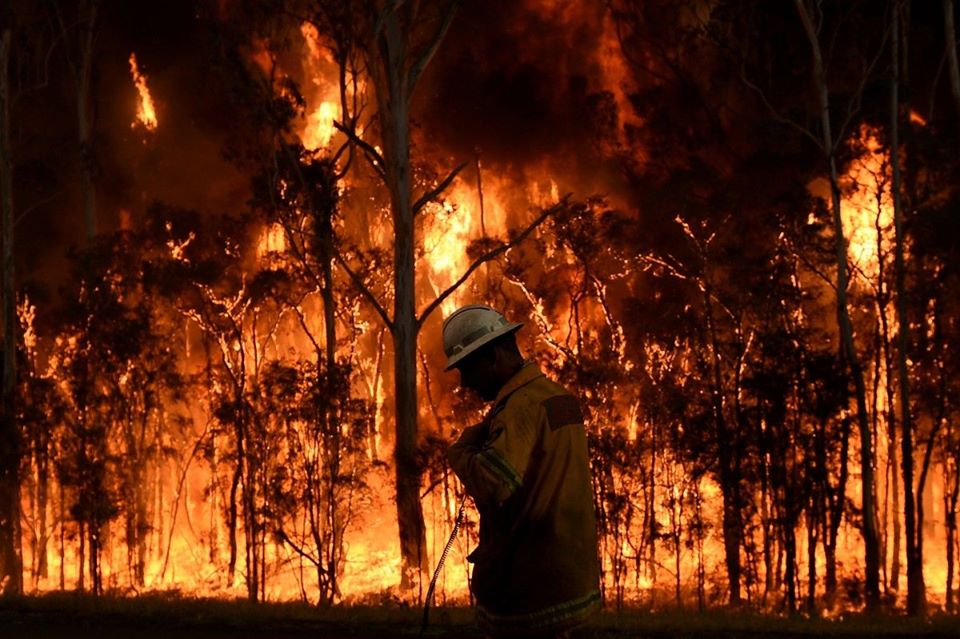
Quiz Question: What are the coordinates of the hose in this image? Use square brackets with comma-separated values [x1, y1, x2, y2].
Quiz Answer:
[420, 496, 467, 637]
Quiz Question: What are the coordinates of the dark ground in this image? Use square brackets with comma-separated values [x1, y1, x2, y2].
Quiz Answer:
[1, 594, 959, 638]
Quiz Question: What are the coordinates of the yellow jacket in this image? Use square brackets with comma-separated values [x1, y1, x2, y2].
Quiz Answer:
[448, 363, 600, 638]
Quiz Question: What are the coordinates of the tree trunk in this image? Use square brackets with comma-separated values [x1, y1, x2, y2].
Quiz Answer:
[880, 306, 901, 593]
[703, 281, 741, 605]
[74, 1, 98, 243]
[35, 433, 49, 582]
[825, 416, 851, 605]
[89, 524, 100, 595]
[57, 478, 64, 589]
[891, 3, 925, 616]
[227, 444, 241, 585]
[369, 9, 428, 590]
[875, 213, 900, 593]
[944, 0, 960, 126]
[761, 460, 774, 598]
[783, 516, 796, 614]
[317, 187, 341, 602]
[647, 412, 657, 600]
[945, 456, 959, 613]
[807, 508, 818, 616]
[794, 0, 881, 608]
[0, 24, 22, 597]
[77, 519, 85, 591]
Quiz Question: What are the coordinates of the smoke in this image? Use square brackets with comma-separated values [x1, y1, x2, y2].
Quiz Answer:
[415, 0, 633, 203]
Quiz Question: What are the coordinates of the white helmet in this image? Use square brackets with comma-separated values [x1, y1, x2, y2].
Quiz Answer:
[442, 304, 523, 371]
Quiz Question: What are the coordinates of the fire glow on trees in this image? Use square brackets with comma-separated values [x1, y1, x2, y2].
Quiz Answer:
[2, 0, 960, 620]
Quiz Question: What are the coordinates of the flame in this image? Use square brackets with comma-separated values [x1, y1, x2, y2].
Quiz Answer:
[256, 222, 286, 257]
[19, 10, 960, 613]
[299, 23, 342, 150]
[129, 53, 158, 132]
[420, 170, 516, 317]
[838, 126, 894, 283]
[303, 101, 338, 150]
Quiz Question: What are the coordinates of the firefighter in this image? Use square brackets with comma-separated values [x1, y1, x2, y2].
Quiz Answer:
[443, 304, 600, 639]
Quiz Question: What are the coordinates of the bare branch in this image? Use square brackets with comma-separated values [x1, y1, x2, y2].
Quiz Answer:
[739, 64, 823, 150]
[412, 161, 466, 215]
[11, 25, 59, 106]
[333, 119, 386, 180]
[275, 527, 322, 568]
[407, 0, 462, 95]
[792, 246, 838, 290]
[333, 249, 394, 331]
[417, 195, 571, 328]
[290, 298, 324, 357]
[834, 20, 892, 147]
[15, 190, 61, 227]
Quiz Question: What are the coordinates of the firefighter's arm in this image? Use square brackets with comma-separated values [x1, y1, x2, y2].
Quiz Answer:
[447, 402, 537, 507]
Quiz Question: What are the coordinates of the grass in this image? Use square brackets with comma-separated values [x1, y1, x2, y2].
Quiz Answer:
[2, 592, 960, 638]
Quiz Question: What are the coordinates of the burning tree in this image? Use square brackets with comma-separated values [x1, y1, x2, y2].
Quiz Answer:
[2, 0, 960, 617]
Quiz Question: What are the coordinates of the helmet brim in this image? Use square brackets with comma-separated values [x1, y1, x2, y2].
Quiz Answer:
[444, 322, 523, 371]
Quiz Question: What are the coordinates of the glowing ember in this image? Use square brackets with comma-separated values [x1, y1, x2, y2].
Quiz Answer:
[129, 53, 158, 132]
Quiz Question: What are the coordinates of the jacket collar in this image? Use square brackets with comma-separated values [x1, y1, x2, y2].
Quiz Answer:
[493, 362, 544, 407]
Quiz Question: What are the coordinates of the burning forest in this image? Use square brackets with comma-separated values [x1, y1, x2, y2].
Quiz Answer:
[1, 0, 960, 625]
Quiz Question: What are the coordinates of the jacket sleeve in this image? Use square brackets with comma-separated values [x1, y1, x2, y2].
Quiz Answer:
[447, 399, 539, 507]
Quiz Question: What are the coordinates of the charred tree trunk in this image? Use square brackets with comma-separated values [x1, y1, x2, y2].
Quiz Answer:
[806, 505, 818, 615]
[240, 411, 259, 602]
[703, 282, 741, 605]
[89, 523, 100, 595]
[761, 455, 774, 598]
[58, 478, 64, 589]
[315, 169, 341, 603]
[123, 414, 148, 587]
[875, 199, 901, 594]
[77, 518, 85, 591]
[33, 429, 49, 583]
[227, 435, 241, 586]
[879, 304, 901, 593]
[891, 3, 925, 616]
[794, 0, 881, 609]
[0, 22, 23, 596]
[824, 416, 851, 604]
[783, 512, 797, 614]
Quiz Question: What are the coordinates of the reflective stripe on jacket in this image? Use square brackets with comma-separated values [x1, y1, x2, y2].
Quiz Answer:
[447, 363, 600, 638]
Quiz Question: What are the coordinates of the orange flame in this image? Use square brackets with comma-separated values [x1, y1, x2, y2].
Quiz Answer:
[299, 23, 341, 150]
[129, 53, 158, 132]
[840, 126, 893, 283]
